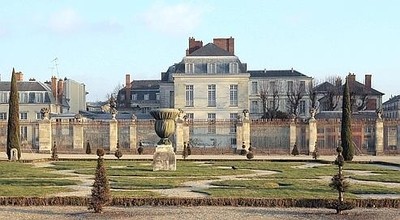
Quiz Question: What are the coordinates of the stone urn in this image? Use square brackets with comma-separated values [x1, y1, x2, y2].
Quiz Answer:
[150, 108, 180, 145]
[150, 108, 180, 171]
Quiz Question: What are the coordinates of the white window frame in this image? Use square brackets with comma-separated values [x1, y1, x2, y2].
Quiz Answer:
[230, 84, 238, 107]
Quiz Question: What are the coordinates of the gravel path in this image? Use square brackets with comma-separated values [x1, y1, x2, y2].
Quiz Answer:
[0, 206, 399, 220]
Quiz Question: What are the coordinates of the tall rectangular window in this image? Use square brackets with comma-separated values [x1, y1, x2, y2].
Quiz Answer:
[230, 85, 238, 106]
[0, 112, 7, 120]
[144, 94, 149, 100]
[35, 93, 44, 103]
[185, 85, 194, 107]
[207, 113, 216, 134]
[299, 100, 306, 115]
[300, 81, 306, 93]
[19, 92, 28, 103]
[251, 81, 258, 94]
[269, 81, 276, 93]
[20, 112, 28, 120]
[208, 63, 216, 74]
[251, 101, 259, 113]
[36, 112, 43, 120]
[20, 126, 28, 141]
[287, 81, 293, 93]
[208, 84, 216, 107]
[0, 92, 8, 103]
[185, 63, 194, 73]
[230, 63, 238, 73]
[132, 94, 137, 101]
[230, 113, 238, 133]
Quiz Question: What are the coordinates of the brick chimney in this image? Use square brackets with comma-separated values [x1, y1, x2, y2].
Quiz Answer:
[125, 73, 131, 108]
[364, 74, 372, 89]
[213, 37, 234, 55]
[15, 71, 24, 81]
[186, 37, 203, 55]
[51, 76, 57, 102]
[347, 73, 356, 83]
[57, 79, 64, 104]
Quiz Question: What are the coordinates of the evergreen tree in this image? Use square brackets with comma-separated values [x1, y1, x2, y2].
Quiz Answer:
[6, 68, 21, 160]
[291, 144, 299, 156]
[341, 77, 355, 161]
[88, 149, 111, 213]
[86, 140, 91, 154]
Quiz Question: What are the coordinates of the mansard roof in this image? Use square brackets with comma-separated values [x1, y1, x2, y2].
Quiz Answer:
[187, 43, 234, 56]
[129, 80, 161, 90]
[383, 95, 400, 105]
[249, 69, 310, 78]
[0, 81, 51, 92]
[314, 81, 384, 96]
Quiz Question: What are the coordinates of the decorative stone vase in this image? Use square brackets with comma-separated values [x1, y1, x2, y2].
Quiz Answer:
[150, 109, 180, 145]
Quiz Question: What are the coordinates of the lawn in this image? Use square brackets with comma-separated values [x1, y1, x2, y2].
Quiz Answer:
[0, 159, 399, 199]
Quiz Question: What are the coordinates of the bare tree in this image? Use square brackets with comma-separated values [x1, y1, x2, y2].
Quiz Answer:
[105, 83, 123, 101]
[324, 76, 342, 111]
[287, 81, 305, 117]
[259, 82, 268, 119]
[267, 87, 280, 119]
[308, 79, 320, 111]
[259, 80, 281, 119]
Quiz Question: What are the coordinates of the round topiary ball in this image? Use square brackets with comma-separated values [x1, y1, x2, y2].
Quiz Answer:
[96, 148, 105, 157]
[336, 146, 343, 153]
[246, 152, 254, 160]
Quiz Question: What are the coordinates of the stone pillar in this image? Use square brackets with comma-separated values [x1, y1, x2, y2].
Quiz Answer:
[375, 118, 384, 155]
[236, 122, 243, 150]
[289, 120, 297, 154]
[73, 121, 84, 149]
[183, 124, 190, 146]
[109, 119, 118, 152]
[129, 119, 137, 149]
[308, 118, 317, 154]
[175, 117, 184, 153]
[38, 119, 52, 153]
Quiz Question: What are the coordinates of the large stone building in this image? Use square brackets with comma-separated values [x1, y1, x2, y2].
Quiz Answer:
[382, 95, 400, 119]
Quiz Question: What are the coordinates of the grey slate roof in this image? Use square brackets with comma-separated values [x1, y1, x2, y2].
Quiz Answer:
[129, 80, 161, 90]
[383, 95, 400, 105]
[187, 43, 233, 56]
[249, 70, 310, 78]
[314, 81, 384, 96]
[0, 81, 51, 91]
[315, 111, 378, 120]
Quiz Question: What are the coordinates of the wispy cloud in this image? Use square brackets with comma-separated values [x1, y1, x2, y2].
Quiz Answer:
[47, 8, 123, 35]
[139, 2, 206, 35]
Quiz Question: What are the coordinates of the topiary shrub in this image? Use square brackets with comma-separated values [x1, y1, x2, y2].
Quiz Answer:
[246, 151, 254, 160]
[51, 141, 58, 160]
[86, 140, 91, 154]
[312, 143, 319, 160]
[182, 142, 189, 160]
[114, 142, 122, 159]
[291, 144, 299, 156]
[137, 141, 144, 155]
[88, 148, 110, 213]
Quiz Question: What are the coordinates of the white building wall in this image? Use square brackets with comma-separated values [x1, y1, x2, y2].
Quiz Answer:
[64, 79, 86, 113]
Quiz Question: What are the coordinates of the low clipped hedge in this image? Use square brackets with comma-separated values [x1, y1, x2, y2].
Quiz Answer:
[0, 197, 399, 208]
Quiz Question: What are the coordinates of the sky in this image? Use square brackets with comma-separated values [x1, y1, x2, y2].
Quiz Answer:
[1, 0, 399, 102]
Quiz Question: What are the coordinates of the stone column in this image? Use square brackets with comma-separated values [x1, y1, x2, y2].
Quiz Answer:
[72, 121, 84, 149]
[175, 117, 184, 153]
[289, 120, 297, 153]
[308, 117, 317, 154]
[38, 118, 52, 153]
[129, 118, 137, 149]
[375, 118, 384, 155]
[109, 119, 118, 152]
[236, 122, 243, 149]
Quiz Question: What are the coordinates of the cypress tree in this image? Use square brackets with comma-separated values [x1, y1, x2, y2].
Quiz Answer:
[341, 77, 354, 161]
[6, 68, 21, 160]
[88, 148, 111, 213]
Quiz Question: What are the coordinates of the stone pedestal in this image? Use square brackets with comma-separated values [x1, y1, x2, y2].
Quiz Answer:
[289, 121, 297, 153]
[152, 145, 176, 171]
[109, 119, 118, 152]
[38, 119, 52, 153]
[175, 119, 184, 153]
[129, 120, 137, 149]
[73, 122, 84, 149]
[308, 118, 317, 154]
[375, 119, 384, 155]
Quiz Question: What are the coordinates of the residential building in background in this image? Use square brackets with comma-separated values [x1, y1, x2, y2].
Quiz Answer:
[383, 95, 400, 119]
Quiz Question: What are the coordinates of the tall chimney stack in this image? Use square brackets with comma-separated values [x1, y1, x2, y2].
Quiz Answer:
[186, 37, 203, 55]
[51, 76, 57, 102]
[365, 74, 372, 89]
[213, 37, 235, 55]
[125, 74, 131, 108]
[15, 71, 24, 81]
[57, 79, 64, 105]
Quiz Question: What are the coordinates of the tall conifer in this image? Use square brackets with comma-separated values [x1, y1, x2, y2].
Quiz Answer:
[341, 76, 354, 161]
[6, 68, 21, 160]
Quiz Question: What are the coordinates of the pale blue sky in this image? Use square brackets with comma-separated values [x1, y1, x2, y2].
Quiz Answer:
[1, 0, 399, 101]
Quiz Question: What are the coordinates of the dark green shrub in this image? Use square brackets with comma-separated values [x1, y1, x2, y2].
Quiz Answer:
[341, 78, 354, 161]
[114, 142, 122, 159]
[6, 69, 21, 160]
[312, 144, 319, 160]
[51, 141, 58, 160]
[246, 152, 254, 160]
[291, 144, 299, 156]
[88, 148, 110, 213]
[86, 140, 91, 154]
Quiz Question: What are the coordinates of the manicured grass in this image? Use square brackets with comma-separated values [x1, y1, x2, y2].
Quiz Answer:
[0, 186, 73, 197]
[2, 160, 399, 199]
[110, 177, 214, 189]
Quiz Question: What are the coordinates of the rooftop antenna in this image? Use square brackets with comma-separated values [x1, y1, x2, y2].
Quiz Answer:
[52, 57, 59, 78]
